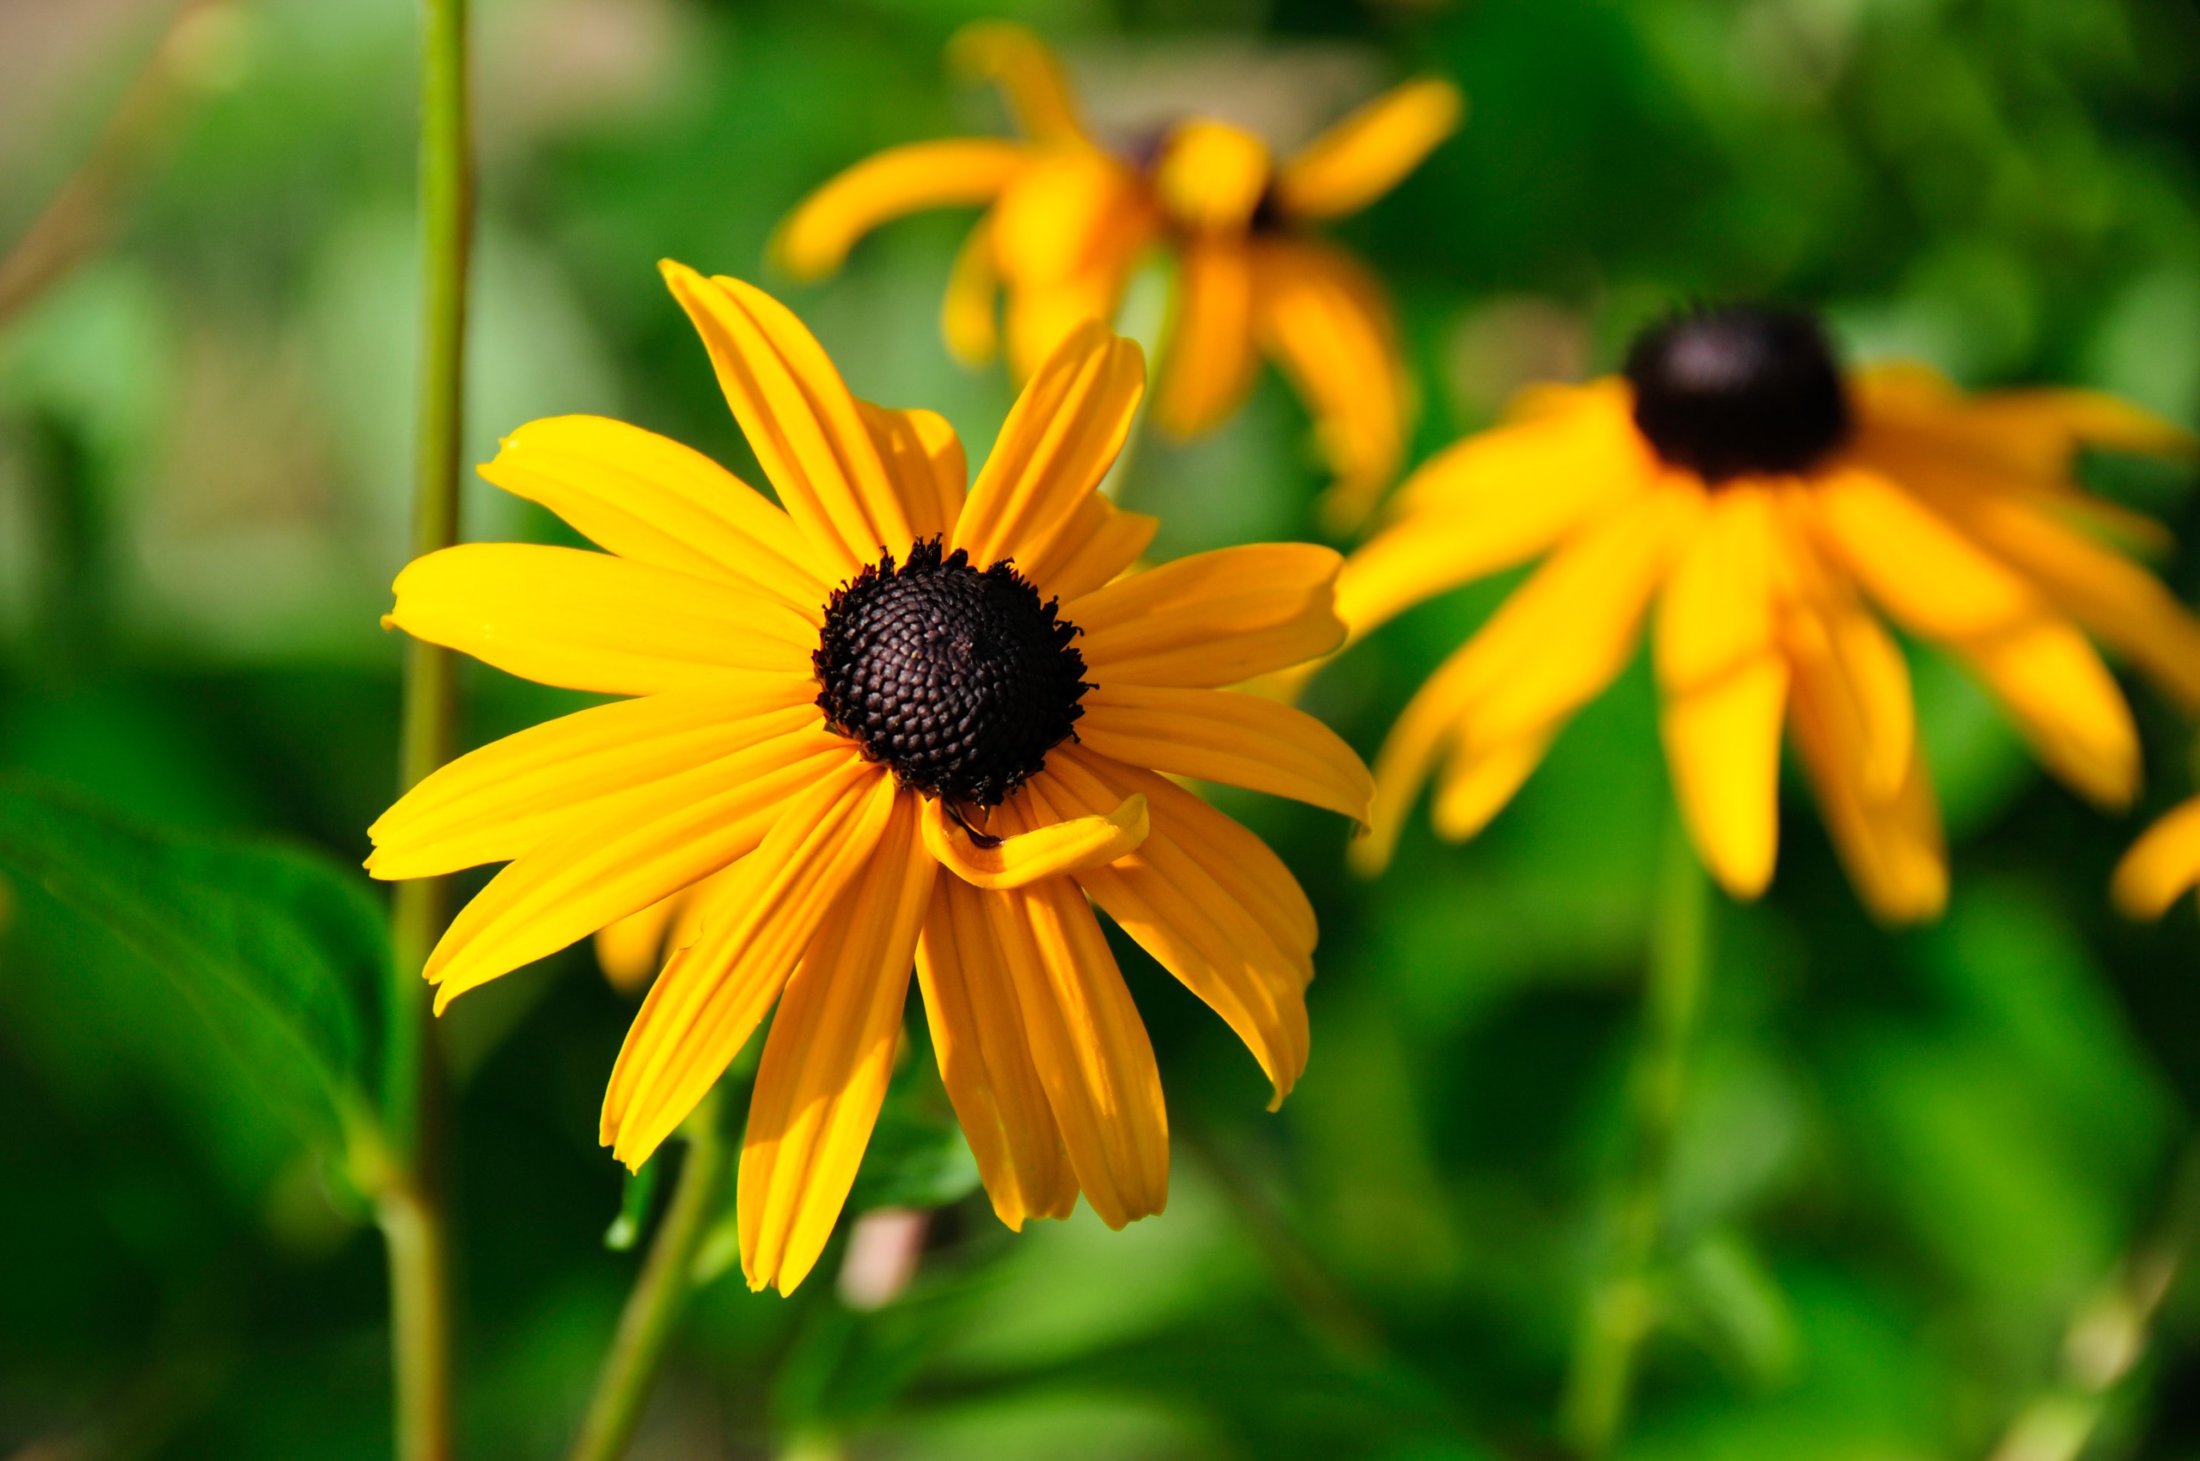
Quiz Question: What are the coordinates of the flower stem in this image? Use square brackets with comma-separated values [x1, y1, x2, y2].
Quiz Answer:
[1987, 1138, 2200, 1461]
[379, 0, 472, 1457]
[568, 1099, 731, 1461]
[1559, 815, 1713, 1457]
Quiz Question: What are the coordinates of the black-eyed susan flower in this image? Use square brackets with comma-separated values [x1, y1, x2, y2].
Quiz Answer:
[774, 22, 1462, 524]
[1342, 303, 2200, 922]
[368, 262, 1369, 1294]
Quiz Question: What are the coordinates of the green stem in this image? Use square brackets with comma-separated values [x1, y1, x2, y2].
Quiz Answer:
[1987, 1138, 2200, 1461]
[379, 0, 471, 1457]
[568, 1101, 731, 1461]
[1559, 815, 1713, 1457]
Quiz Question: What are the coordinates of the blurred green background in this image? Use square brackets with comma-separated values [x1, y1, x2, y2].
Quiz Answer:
[4, 0, 2200, 1456]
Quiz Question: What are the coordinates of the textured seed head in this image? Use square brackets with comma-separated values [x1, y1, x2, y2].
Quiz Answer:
[814, 539, 1090, 807]
[1626, 304, 1851, 483]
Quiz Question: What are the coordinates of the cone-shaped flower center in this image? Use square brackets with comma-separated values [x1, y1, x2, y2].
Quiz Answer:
[814, 538, 1090, 807]
[1625, 305, 1851, 482]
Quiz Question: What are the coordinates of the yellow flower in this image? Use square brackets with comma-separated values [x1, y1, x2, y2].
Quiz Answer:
[368, 262, 1370, 1294]
[774, 22, 1462, 525]
[2113, 797, 2200, 919]
[1343, 304, 2200, 922]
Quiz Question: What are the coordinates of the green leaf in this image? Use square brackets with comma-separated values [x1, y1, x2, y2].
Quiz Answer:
[0, 774, 383, 1161]
[848, 1077, 981, 1215]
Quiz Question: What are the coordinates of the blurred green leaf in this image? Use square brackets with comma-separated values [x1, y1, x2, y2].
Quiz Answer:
[604, 1160, 661, 1252]
[849, 1079, 981, 1215]
[1662, 1230, 1801, 1389]
[0, 774, 382, 1161]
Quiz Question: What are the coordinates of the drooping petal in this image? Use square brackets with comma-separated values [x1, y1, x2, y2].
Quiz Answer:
[601, 762, 899, 1169]
[1770, 493, 1915, 800]
[368, 680, 821, 879]
[921, 791, 1147, 890]
[1076, 684, 1373, 824]
[858, 401, 966, 544]
[480, 415, 833, 604]
[1152, 119, 1271, 232]
[915, 877, 1078, 1228]
[773, 140, 1030, 279]
[954, 321, 1145, 570]
[1430, 732, 1555, 843]
[1069, 543, 1344, 688]
[942, 218, 1003, 366]
[739, 793, 935, 1294]
[979, 858, 1169, 1228]
[1252, 235, 1409, 528]
[2112, 798, 2200, 919]
[1336, 382, 1652, 641]
[1857, 364, 2197, 479]
[1655, 490, 1788, 899]
[1153, 236, 1259, 439]
[387, 544, 815, 696]
[995, 155, 1156, 379]
[660, 263, 911, 568]
[948, 22, 1087, 144]
[422, 737, 864, 1011]
[1030, 756, 1310, 1107]
[1789, 660, 1947, 925]
[1273, 77, 1464, 221]
[1811, 469, 2138, 808]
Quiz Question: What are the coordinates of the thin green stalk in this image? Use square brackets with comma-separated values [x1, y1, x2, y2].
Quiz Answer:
[1988, 1139, 2200, 1461]
[568, 1101, 731, 1461]
[379, 1, 471, 1457]
[1559, 816, 1713, 1457]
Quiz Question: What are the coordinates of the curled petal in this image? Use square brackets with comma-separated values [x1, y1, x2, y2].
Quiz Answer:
[922, 793, 1149, 889]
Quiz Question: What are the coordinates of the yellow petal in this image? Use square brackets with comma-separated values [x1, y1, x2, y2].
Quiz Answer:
[858, 401, 966, 545]
[1069, 543, 1344, 688]
[1770, 494, 1914, 800]
[948, 22, 1087, 144]
[594, 886, 688, 994]
[1153, 236, 1259, 439]
[1030, 759, 1309, 1107]
[1152, 119, 1271, 232]
[942, 217, 1002, 366]
[480, 415, 833, 605]
[922, 792, 1147, 889]
[954, 321, 1145, 571]
[1077, 684, 1372, 824]
[1015, 489, 1158, 601]
[1337, 382, 1649, 641]
[422, 738, 863, 1011]
[367, 681, 821, 879]
[1274, 77, 1464, 221]
[981, 864, 1168, 1228]
[1251, 236, 1409, 529]
[601, 763, 899, 1169]
[772, 140, 1029, 280]
[1790, 668, 1947, 924]
[993, 154, 1155, 378]
[1655, 490, 1788, 899]
[1959, 614, 2139, 809]
[387, 544, 814, 696]
[2112, 797, 2200, 919]
[1858, 364, 2197, 478]
[1430, 732, 1555, 843]
[915, 877, 1078, 1229]
[660, 263, 911, 568]
[739, 793, 935, 1294]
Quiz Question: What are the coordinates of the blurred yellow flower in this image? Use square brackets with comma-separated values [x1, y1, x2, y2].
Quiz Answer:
[368, 263, 1368, 1293]
[1344, 304, 2200, 923]
[775, 22, 1462, 524]
[2113, 797, 2200, 918]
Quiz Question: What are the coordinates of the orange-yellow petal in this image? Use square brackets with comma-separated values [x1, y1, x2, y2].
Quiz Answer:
[1152, 119, 1271, 232]
[1069, 543, 1344, 688]
[773, 140, 1030, 280]
[942, 217, 1003, 366]
[915, 876, 1078, 1228]
[1790, 664, 1947, 924]
[601, 761, 899, 1169]
[479, 415, 833, 605]
[858, 401, 966, 545]
[387, 544, 814, 696]
[1077, 684, 1373, 824]
[1273, 77, 1464, 221]
[921, 791, 1148, 889]
[2112, 797, 2200, 919]
[660, 262, 911, 568]
[1153, 236, 1259, 439]
[738, 792, 935, 1293]
[948, 22, 1087, 144]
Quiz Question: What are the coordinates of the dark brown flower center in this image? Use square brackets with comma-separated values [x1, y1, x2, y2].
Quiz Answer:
[1625, 305, 1852, 482]
[813, 538, 1090, 808]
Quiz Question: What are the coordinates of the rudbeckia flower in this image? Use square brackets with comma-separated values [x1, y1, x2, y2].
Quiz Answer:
[1342, 303, 2200, 922]
[774, 22, 1462, 524]
[368, 263, 1370, 1293]
[2114, 797, 2200, 919]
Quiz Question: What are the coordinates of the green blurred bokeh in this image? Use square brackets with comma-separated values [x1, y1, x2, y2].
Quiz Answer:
[3, 0, 2199, 1456]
